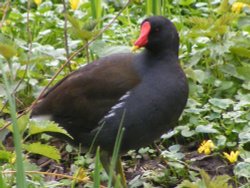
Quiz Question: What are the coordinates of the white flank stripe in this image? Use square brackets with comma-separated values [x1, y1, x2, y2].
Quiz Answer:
[32, 115, 52, 121]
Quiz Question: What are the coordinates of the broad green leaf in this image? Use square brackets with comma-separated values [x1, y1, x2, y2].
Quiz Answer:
[90, 40, 130, 57]
[161, 150, 184, 160]
[226, 142, 237, 147]
[234, 162, 250, 178]
[0, 34, 17, 59]
[181, 128, 195, 137]
[238, 16, 250, 29]
[23, 142, 60, 162]
[219, 64, 238, 78]
[230, 47, 250, 58]
[23, 160, 41, 171]
[209, 98, 234, 109]
[167, 161, 185, 169]
[239, 150, 250, 160]
[236, 67, 250, 81]
[168, 144, 181, 152]
[29, 120, 73, 139]
[0, 43, 17, 59]
[161, 129, 178, 139]
[195, 124, 218, 133]
[239, 132, 250, 143]
[242, 81, 250, 90]
[216, 135, 227, 146]
[193, 69, 206, 83]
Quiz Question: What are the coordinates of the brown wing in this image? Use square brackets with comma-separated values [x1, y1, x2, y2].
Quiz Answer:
[31, 53, 141, 133]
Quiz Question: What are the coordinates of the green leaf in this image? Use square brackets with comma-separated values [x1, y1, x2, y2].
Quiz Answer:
[168, 144, 181, 152]
[216, 135, 227, 147]
[209, 98, 234, 109]
[178, 170, 232, 188]
[216, 0, 230, 14]
[238, 16, 250, 29]
[8, 114, 29, 136]
[69, 28, 97, 41]
[195, 124, 218, 133]
[193, 69, 206, 83]
[234, 162, 250, 178]
[0, 126, 9, 143]
[0, 43, 17, 59]
[23, 160, 41, 171]
[177, 180, 199, 188]
[0, 169, 7, 188]
[219, 64, 238, 78]
[23, 142, 61, 162]
[167, 161, 185, 169]
[161, 129, 178, 139]
[66, 14, 80, 29]
[29, 120, 73, 139]
[0, 34, 17, 59]
[236, 67, 250, 81]
[90, 40, 130, 57]
[181, 128, 196, 137]
[0, 150, 14, 162]
[239, 132, 250, 143]
[179, 0, 196, 6]
[83, 20, 98, 31]
[230, 47, 250, 58]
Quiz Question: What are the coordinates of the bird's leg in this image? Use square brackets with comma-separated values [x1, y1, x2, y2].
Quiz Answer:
[100, 151, 127, 188]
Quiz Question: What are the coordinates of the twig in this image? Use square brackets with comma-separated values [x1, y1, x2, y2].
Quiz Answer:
[62, 0, 72, 71]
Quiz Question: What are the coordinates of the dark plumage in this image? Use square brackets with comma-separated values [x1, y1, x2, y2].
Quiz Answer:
[31, 16, 188, 155]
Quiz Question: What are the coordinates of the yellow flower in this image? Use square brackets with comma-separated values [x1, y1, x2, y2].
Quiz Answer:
[69, 0, 80, 10]
[223, 151, 239, 163]
[74, 167, 89, 182]
[34, 0, 42, 6]
[198, 140, 215, 155]
[231, 2, 250, 13]
[10, 154, 16, 164]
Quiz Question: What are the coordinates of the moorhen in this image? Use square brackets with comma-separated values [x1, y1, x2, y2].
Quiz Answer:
[31, 16, 188, 186]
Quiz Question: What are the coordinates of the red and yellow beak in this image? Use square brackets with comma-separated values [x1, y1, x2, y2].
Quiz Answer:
[132, 21, 151, 51]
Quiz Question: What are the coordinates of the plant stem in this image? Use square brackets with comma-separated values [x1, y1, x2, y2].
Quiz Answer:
[0, 60, 26, 187]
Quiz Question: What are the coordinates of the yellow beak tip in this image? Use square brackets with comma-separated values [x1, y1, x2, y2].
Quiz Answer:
[131, 45, 140, 52]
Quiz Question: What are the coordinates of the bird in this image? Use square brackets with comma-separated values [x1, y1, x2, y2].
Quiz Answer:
[31, 16, 189, 187]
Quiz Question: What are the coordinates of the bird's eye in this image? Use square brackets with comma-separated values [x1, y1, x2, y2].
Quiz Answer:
[155, 28, 160, 32]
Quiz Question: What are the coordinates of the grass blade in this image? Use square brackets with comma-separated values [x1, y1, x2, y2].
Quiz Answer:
[0, 60, 26, 187]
